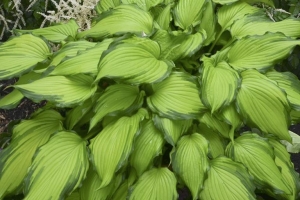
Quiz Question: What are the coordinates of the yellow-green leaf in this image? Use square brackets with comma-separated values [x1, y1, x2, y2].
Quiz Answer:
[130, 119, 164, 176]
[89, 109, 147, 188]
[0, 110, 63, 198]
[201, 57, 240, 112]
[236, 70, 291, 141]
[122, 0, 164, 10]
[172, 133, 209, 199]
[24, 131, 88, 200]
[199, 112, 230, 138]
[199, 156, 256, 200]
[14, 74, 97, 107]
[147, 72, 206, 120]
[96, 37, 174, 84]
[129, 168, 178, 200]
[226, 133, 292, 194]
[0, 34, 50, 80]
[77, 4, 153, 39]
[15, 20, 79, 43]
[153, 115, 192, 146]
[228, 33, 300, 71]
[90, 84, 145, 130]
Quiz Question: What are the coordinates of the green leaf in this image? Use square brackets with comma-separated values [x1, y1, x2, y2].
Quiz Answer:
[155, 4, 172, 30]
[198, 124, 225, 158]
[217, 2, 259, 31]
[226, 133, 292, 194]
[230, 17, 300, 39]
[0, 34, 50, 80]
[236, 70, 291, 141]
[49, 39, 113, 76]
[198, 0, 216, 46]
[228, 33, 300, 71]
[0, 72, 41, 109]
[15, 20, 79, 43]
[14, 74, 97, 107]
[24, 131, 89, 200]
[266, 71, 300, 111]
[77, 4, 153, 39]
[199, 112, 230, 138]
[172, 133, 209, 199]
[95, 0, 121, 14]
[151, 28, 206, 61]
[65, 190, 80, 200]
[65, 98, 93, 130]
[199, 156, 256, 200]
[153, 115, 192, 146]
[281, 131, 300, 153]
[47, 41, 97, 68]
[80, 168, 122, 200]
[201, 57, 240, 112]
[96, 36, 174, 84]
[130, 119, 164, 176]
[173, 0, 206, 30]
[291, 110, 300, 124]
[0, 110, 63, 198]
[122, 0, 164, 10]
[129, 168, 178, 200]
[90, 84, 145, 130]
[147, 72, 206, 120]
[112, 170, 137, 200]
[89, 109, 147, 188]
[212, 0, 239, 4]
[268, 139, 300, 199]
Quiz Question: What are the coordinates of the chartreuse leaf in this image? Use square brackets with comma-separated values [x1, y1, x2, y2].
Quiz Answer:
[172, 133, 209, 199]
[173, 0, 206, 30]
[217, 2, 259, 31]
[0, 34, 50, 80]
[268, 139, 300, 199]
[152, 29, 206, 61]
[129, 168, 178, 200]
[198, 0, 216, 46]
[96, 37, 173, 84]
[201, 57, 240, 113]
[90, 84, 145, 130]
[198, 124, 225, 158]
[47, 40, 97, 68]
[130, 120, 164, 176]
[122, 0, 163, 10]
[281, 131, 300, 154]
[50, 39, 113, 76]
[230, 16, 300, 39]
[199, 156, 256, 200]
[147, 72, 206, 120]
[24, 131, 89, 200]
[226, 133, 292, 194]
[236, 70, 291, 141]
[0, 72, 41, 109]
[153, 115, 192, 146]
[95, 0, 121, 14]
[77, 4, 153, 39]
[90, 109, 147, 188]
[155, 4, 172, 30]
[14, 74, 97, 107]
[228, 33, 300, 71]
[220, 104, 243, 140]
[0, 110, 63, 198]
[15, 19, 79, 43]
[65, 190, 80, 200]
[80, 168, 122, 200]
[291, 110, 300, 124]
[199, 112, 230, 138]
[212, 0, 238, 4]
[266, 71, 300, 111]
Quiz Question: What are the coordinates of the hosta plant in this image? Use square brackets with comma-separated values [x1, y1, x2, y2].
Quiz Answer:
[1, 0, 300, 199]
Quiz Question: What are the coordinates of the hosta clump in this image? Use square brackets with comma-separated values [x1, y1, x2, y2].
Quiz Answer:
[1, 0, 300, 199]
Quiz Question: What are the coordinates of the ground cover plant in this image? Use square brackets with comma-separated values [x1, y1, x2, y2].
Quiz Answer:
[1, 0, 300, 199]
